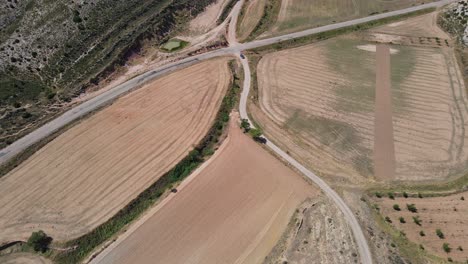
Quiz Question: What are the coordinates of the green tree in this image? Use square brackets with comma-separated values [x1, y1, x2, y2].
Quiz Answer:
[436, 229, 445, 239]
[387, 192, 395, 200]
[403, 192, 408, 198]
[443, 243, 451, 253]
[419, 230, 425, 236]
[399, 217, 406, 223]
[249, 128, 262, 138]
[27, 230, 52, 252]
[240, 119, 250, 132]
[407, 203, 417, 213]
[393, 204, 401, 211]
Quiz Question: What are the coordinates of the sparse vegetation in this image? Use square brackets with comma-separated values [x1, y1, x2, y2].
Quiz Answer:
[412, 216, 422, 226]
[399, 217, 406, 223]
[407, 204, 417, 213]
[385, 216, 392, 223]
[436, 229, 445, 239]
[27, 230, 52, 253]
[393, 204, 401, 211]
[443, 243, 451, 253]
[388, 192, 395, 199]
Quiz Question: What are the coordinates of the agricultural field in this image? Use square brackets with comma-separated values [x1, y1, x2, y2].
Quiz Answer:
[237, 0, 267, 41]
[0, 59, 230, 244]
[375, 192, 468, 263]
[252, 21, 468, 184]
[0, 253, 51, 264]
[93, 114, 317, 264]
[265, 0, 437, 37]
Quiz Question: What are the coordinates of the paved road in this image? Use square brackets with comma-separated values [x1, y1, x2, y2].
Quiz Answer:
[238, 54, 373, 263]
[0, 0, 455, 165]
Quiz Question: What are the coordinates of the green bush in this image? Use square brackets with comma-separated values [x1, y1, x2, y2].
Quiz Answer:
[443, 243, 451, 253]
[399, 217, 406, 223]
[393, 204, 401, 211]
[436, 229, 445, 239]
[413, 216, 422, 226]
[419, 230, 425, 236]
[407, 204, 417, 213]
[387, 192, 395, 199]
[27, 230, 52, 253]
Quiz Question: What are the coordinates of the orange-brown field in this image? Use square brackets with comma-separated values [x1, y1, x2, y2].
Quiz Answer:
[253, 26, 468, 184]
[93, 115, 317, 264]
[376, 192, 468, 262]
[0, 59, 230, 244]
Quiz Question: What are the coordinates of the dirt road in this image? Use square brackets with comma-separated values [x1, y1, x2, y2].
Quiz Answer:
[374, 45, 396, 180]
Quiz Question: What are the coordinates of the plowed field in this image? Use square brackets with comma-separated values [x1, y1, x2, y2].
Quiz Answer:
[254, 36, 468, 184]
[0, 59, 231, 244]
[92, 114, 317, 264]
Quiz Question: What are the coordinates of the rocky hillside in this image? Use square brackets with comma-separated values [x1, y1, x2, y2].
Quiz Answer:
[0, 0, 216, 149]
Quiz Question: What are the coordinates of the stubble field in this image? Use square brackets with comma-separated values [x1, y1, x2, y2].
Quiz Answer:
[93, 115, 317, 264]
[253, 31, 468, 184]
[0, 59, 230, 244]
[267, 0, 437, 36]
[237, 0, 267, 41]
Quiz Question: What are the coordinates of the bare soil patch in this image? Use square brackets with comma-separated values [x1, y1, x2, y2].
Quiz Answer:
[0, 59, 231, 244]
[263, 197, 359, 264]
[94, 114, 318, 264]
[188, 0, 228, 35]
[376, 192, 468, 262]
[374, 45, 396, 180]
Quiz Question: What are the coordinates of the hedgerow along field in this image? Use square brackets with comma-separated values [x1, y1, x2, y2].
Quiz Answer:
[0, 59, 230, 245]
[268, 0, 438, 37]
[253, 33, 468, 184]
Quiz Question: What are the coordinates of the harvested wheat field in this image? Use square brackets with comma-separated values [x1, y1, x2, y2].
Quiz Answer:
[92, 114, 317, 264]
[253, 36, 468, 184]
[370, 12, 449, 39]
[0, 253, 52, 264]
[268, 0, 437, 36]
[376, 192, 468, 262]
[237, 0, 267, 41]
[0, 59, 231, 244]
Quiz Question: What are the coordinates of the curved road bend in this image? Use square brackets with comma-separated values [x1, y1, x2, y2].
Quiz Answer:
[0, 0, 456, 165]
[238, 53, 373, 263]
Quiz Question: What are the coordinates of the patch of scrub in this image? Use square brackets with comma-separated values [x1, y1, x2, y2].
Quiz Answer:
[161, 39, 189, 52]
[285, 110, 373, 177]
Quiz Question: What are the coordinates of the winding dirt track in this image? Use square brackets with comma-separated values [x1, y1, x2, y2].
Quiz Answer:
[93, 115, 317, 264]
[0, 59, 230, 244]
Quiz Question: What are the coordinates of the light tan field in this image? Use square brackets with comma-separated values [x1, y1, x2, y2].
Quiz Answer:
[370, 12, 449, 39]
[95, 114, 317, 264]
[253, 34, 468, 184]
[268, 0, 438, 36]
[0, 59, 231, 244]
[0, 253, 51, 264]
[237, 0, 267, 41]
[377, 192, 468, 262]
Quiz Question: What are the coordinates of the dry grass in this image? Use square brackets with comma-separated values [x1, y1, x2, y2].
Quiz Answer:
[268, 0, 438, 36]
[237, 0, 267, 41]
[0, 59, 231, 244]
[0, 253, 51, 264]
[253, 33, 468, 184]
[94, 114, 317, 264]
[376, 192, 468, 262]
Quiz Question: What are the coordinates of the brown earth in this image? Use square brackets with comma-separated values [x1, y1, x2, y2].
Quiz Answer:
[188, 0, 228, 35]
[374, 45, 396, 180]
[376, 192, 468, 262]
[0, 59, 231, 244]
[94, 113, 318, 264]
